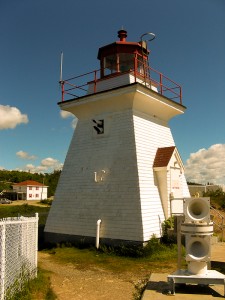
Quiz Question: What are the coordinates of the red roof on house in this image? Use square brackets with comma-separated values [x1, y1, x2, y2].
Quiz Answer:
[153, 146, 176, 168]
[13, 180, 46, 187]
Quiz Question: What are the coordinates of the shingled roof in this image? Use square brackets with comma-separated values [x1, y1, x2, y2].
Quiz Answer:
[13, 180, 46, 187]
[153, 146, 176, 168]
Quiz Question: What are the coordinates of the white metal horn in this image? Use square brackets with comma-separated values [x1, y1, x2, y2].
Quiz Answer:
[185, 198, 210, 222]
[186, 237, 209, 261]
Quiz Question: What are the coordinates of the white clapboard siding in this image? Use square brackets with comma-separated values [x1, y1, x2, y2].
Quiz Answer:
[133, 112, 176, 239]
[45, 109, 145, 241]
[45, 84, 189, 244]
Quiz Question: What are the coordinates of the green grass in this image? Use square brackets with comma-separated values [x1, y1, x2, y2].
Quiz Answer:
[0, 203, 50, 225]
[44, 240, 179, 275]
[7, 268, 57, 300]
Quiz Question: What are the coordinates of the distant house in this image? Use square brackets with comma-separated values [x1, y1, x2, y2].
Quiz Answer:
[13, 180, 48, 201]
[188, 184, 225, 197]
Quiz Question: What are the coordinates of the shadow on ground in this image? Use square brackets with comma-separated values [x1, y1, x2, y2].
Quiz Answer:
[145, 279, 222, 297]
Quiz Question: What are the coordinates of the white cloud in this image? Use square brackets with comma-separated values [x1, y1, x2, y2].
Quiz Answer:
[19, 157, 63, 173]
[41, 157, 60, 167]
[0, 105, 28, 129]
[60, 110, 77, 129]
[23, 164, 49, 173]
[60, 110, 73, 119]
[16, 150, 37, 160]
[185, 144, 225, 185]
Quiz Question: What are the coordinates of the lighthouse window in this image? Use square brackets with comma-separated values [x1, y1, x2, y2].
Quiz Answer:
[104, 55, 117, 75]
[119, 53, 134, 72]
[104, 53, 134, 76]
[92, 119, 104, 135]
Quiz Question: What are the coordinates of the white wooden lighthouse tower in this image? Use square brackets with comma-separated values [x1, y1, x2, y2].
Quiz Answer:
[45, 30, 190, 246]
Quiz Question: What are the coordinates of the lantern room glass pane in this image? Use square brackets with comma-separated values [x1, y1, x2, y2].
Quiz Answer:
[104, 55, 117, 76]
[103, 53, 134, 76]
[119, 53, 134, 72]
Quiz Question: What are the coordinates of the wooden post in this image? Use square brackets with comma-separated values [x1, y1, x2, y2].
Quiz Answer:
[177, 215, 183, 270]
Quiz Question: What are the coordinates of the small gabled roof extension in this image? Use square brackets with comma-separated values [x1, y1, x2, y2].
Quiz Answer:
[153, 146, 176, 168]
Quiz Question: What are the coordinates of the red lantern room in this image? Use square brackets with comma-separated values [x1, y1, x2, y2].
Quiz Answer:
[60, 30, 182, 104]
[97, 29, 149, 78]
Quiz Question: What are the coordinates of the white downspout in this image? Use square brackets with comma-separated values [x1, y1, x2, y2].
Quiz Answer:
[96, 219, 101, 249]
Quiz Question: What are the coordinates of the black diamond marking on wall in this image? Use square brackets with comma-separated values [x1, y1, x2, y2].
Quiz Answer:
[92, 119, 104, 134]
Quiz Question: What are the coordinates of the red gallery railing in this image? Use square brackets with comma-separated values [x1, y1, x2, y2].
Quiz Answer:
[59, 58, 182, 105]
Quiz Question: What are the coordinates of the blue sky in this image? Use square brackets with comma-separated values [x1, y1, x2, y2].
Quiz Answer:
[0, 0, 225, 184]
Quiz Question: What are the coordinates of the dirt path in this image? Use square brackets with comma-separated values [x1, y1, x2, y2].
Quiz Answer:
[38, 252, 138, 300]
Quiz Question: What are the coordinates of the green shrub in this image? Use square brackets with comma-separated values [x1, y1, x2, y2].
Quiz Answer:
[97, 235, 177, 259]
[161, 217, 176, 244]
[203, 188, 225, 210]
[39, 199, 53, 206]
[99, 243, 145, 257]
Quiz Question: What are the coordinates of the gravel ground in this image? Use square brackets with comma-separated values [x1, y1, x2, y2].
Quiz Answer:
[38, 252, 138, 300]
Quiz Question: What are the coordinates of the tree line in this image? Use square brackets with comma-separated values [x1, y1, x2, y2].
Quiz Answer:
[0, 170, 61, 197]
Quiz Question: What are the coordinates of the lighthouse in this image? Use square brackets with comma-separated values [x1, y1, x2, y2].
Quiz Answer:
[45, 30, 190, 246]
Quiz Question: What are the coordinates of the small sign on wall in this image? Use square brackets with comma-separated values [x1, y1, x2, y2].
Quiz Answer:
[170, 171, 183, 198]
[171, 179, 180, 190]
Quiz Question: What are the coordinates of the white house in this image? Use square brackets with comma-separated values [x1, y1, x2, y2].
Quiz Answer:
[13, 180, 48, 201]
